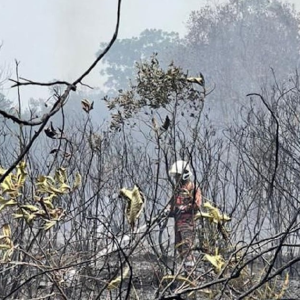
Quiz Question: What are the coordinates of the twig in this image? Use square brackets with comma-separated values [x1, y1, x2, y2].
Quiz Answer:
[9, 78, 76, 90]
[14, 293, 56, 300]
[79, 82, 94, 89]
[0, 85, 73, 184]
[246, 93, 279, 196]
[0, 109, 44, 126]
[0, 0, 123, 185]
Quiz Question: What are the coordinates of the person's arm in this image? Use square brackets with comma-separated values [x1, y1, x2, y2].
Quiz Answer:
[164, 195, 175, 217]
[195, 187, 202, 209]
[183, 185, 201, 212]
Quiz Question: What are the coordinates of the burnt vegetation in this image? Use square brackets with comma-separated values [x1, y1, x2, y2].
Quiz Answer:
[0, 0, 300, 299]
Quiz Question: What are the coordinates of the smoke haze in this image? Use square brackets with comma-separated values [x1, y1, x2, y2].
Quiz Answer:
[0, 0, 300, 103]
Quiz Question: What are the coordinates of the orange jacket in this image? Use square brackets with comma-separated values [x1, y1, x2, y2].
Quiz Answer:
[172, 181, 201, 215]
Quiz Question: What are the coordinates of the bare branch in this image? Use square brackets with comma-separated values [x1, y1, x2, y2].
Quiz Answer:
[0, 0, 122, 188]
[9, 77, 76, 90]
[246, 93, 280, 196]
[72, 0, 122, 86]
[0, 85, 73, 184]
[0, 109, 44, 126]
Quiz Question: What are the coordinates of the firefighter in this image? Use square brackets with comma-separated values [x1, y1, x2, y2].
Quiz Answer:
[167, 160, 202, 273]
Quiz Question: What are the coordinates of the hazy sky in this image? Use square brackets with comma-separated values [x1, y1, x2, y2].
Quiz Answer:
[0, 0, 299, 105]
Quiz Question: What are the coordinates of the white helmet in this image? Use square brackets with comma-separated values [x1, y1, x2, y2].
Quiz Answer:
[169, 160, 192, 181]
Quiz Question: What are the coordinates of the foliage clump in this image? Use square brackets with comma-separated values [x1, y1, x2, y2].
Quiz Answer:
[104, 55, 205, 131]
[0, 162, 80, 233]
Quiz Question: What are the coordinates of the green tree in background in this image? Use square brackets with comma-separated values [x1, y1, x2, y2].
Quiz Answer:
[99, 29, 183, 92]
[100, 0, 300, 123]
[185, 0, 300, 119]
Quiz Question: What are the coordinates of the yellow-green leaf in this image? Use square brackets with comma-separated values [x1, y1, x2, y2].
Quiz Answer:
[20, 205, 39, 212]
[194, 211, 214, 222]
[162, 275, 196, 287]
[59, 183, 71, 193]
[48, 185, 64, 195]
[2, 224, 11, 237]
[275, 273, 289, 299]
[16, 161, 27, 186]
[25, 214, 37, 222]
[204, 251, 225, 273]
[44, 220, 57, 231]
[36, 175, 55, 185]
[55, 168, 67, 185]
[42, 199, 55, 209]
[0, 199, 17, 213]
[16, 208, 37, 222]
[1, 175, 15, 193]
[0, 166, 6, 175]
[119, 185, 145, 228]
[0, 244, 11, 250]
[202, 202, 231, 223]
[2, 247, 14, 262]
[107, 266, 129, 290]
[187, 76, 203, 85]
[12, 213, 23, 219]
[73, 173, 82, 189]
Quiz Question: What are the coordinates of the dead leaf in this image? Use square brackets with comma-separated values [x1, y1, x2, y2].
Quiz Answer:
[50, 149, 59, 154]
[44, 122, 57, 139]
[187, 74, 204, 86]
[81, 99, 94, 113]
[119, 185, 145, 229]
[161, 115, 170, 131]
